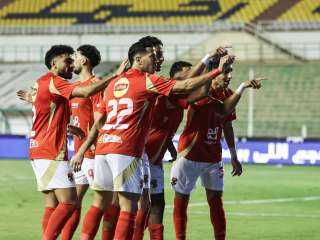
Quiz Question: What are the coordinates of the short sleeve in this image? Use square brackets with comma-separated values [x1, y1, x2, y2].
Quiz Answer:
[224, 111, 237, 123]
[96, 96, 107, 115]
[146, 74, 176, 96]
[49, 76, 76, 99]
[168, 95, 189, 109]
[91, 91, 104, 113]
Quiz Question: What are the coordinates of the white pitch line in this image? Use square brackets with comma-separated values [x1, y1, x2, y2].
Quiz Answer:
[178, 211, 320, 219]
[166, 196, 320, 209]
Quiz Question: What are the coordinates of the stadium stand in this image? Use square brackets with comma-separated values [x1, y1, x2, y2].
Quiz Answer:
[157, 62, 320, 138]
[0, 0, 318, 31]
[0, 61, 319, 138]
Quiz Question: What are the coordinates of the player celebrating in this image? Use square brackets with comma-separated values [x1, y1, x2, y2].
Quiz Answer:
[61, 44, 103, 240]
[72, 41, 234, 240]
[144, 60, 195, 240]
[171, 70, 264, 240]
[17, 45, 121, 240]
[132, 36, 229, 240]
[215, 66, 242, 178]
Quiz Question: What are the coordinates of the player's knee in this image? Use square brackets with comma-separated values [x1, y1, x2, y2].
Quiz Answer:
[207, 189, 223, 197]
[175, 191, 190, 200]
[92, 190, 111, 210]
[118, 192, 140, 213]
[140, 190, 151, 211]
[151, 193, 165, 212]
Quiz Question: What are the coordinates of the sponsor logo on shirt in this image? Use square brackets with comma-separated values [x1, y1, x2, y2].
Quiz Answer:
[114, 78, 129, 98]
[204, 127, 219, 145]
[102, 134, 122, 143]
[30, 139, 38, 148]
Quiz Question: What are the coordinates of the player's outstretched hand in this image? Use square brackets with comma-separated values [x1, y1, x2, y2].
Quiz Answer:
[210, 45, 231, 59]
[243, 77, 267, 89]
[67, 125, 85, 139]
[218, 55, 235, 73]
[115, 58, 129, 76]
[17, 89, 34, 103]
[231, 157, 243, 176]
[70, 152, 84, 172]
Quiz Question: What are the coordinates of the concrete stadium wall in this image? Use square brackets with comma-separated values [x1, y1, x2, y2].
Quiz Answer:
[1, 31, 318, 62]
[0, 33, 210, 62]
[263, 31, 320, 60]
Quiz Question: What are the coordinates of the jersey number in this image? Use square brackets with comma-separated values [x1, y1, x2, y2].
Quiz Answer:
[72, 116, 80, 128]
[103, 98, 133, 130]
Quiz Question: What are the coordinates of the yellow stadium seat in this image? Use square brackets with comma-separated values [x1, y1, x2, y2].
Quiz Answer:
[0, 0, 319, 27]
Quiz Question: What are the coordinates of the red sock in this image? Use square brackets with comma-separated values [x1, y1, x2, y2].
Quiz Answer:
[173, 196, 189, 240]
[43, 203, 76, 240]
[148, 224, 164, 240]
[208, 196, 226, 240]
[114, 211, 136, 240]
[81, 206, 104, 240]
[61, 207, 81, 240]
[102, 204, 120, 240]
[42, 207, 55, 234]
[132, 208, 149, 240]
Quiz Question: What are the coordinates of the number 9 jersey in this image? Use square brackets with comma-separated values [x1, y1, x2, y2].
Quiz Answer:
[95, 68, 176, 158]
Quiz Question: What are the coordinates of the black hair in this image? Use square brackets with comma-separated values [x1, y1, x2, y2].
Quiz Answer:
[44, 45, 74, 69]
[207, 60, 233, 74]
[128, 41, 153, 65]
[139, 35, 163, 47]
[169, 61, 192, 78]
[77, 44, 101, 68]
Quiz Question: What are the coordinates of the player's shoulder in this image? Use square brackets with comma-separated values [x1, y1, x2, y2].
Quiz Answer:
[89, 76, 101, 84]
[37, 72, 53, 83]
[225, 87, 234, 96]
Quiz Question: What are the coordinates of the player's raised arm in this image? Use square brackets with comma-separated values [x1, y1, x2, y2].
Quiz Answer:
[185, 46, 229, 78]
[70, 58, 128, 98]
[71, 111, 106, 172]
[171, 55, 234, 94]
[214, 77, 265, 115]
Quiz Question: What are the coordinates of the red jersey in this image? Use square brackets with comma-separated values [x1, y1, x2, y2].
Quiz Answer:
[178, 88, 237, 163]
[213, 88, 237, 125]
[29, 72, 76, 161]
[177, 97, 223, 163]
[95, 68, 176, 157]
[145, 96, 183, 166]
[70, 77, 103, 159]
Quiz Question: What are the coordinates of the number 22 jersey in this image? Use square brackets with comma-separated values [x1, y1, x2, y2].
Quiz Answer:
[95, 68, 176, 158]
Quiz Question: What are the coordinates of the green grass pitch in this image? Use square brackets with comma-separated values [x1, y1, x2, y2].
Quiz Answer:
[1, 160, 320, 239]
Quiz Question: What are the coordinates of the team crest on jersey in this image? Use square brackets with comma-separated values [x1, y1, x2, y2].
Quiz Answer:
[114, 77, 129, 98]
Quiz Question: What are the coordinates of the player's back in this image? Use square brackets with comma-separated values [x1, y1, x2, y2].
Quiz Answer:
[95, 68, 175, 158]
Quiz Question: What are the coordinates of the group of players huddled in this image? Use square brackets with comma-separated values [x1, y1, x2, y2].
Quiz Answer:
[17, 36, 264, 240]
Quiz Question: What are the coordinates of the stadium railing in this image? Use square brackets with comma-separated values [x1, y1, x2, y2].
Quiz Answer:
[256, 21, 320, 31]
[1, 42, 319, 63]
[0, 21, 319, 35]
[0, 22, 244, 35]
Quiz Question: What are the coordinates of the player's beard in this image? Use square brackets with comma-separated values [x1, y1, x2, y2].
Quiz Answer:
[73, 66, 82, 75]
[60, 70, 73, 79]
